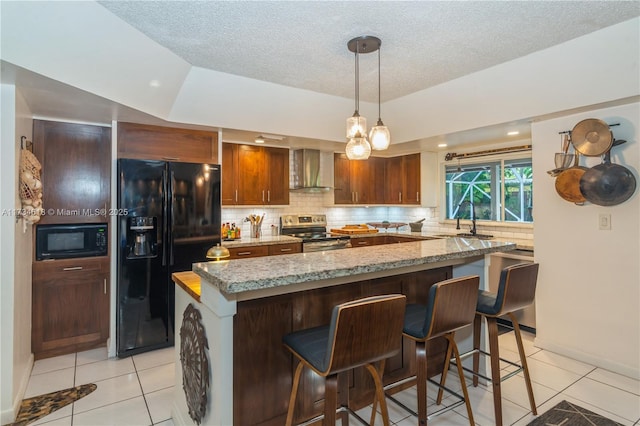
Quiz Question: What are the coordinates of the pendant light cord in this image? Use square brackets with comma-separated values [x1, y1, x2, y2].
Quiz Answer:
[377, 48, 381, 120]
[355, 39, 360, 114]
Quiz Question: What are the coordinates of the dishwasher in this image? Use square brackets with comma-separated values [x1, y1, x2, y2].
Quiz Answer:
[488, 249, 536, 332]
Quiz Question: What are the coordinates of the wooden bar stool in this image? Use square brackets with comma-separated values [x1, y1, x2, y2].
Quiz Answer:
[380, 275, 480, 425]
[282, 294, 406, 426]
[440, 262, 539, 426]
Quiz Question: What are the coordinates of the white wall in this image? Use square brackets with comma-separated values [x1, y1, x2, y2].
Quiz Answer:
[532, 103, 639, 378]
[0, 84, 34, 423]
[13, 90, 34, 414]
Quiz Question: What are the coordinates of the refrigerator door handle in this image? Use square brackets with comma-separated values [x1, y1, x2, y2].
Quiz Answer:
[169, 169, 175, 266]
[162, 168, 168, 266]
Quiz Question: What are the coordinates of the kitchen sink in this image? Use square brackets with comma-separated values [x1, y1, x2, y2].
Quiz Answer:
[456, 233, 494, 240]
[432, 233, 493, 240]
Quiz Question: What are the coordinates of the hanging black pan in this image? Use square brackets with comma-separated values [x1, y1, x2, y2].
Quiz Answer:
[571, 118, 613, 156]
[579, 147, 636, 206]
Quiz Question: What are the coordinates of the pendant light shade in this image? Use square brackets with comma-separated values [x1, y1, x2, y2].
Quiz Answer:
[345, 131, 371, 160]
[370, 47, 391, 150]
[346, 113, 367, 139]
[370, 119, 391, 150]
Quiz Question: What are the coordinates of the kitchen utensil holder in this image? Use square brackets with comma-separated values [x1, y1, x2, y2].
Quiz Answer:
[251, 223, 262, 238]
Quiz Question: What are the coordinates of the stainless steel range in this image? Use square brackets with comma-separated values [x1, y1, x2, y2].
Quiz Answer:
[280, 214, 351, 252]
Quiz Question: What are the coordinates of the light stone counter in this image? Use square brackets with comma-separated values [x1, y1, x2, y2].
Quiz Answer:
[220, 234, 300, 248]
[193, 237, 516, 297]
[351, 230, 534, 251]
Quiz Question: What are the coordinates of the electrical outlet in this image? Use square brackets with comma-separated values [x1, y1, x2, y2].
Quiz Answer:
[599, 213, 611, 231]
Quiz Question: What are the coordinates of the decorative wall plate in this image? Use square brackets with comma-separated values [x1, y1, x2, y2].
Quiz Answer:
[180, 303, 210, 425]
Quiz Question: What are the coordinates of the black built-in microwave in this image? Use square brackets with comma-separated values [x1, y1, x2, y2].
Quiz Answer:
[35, 223, 108, 260]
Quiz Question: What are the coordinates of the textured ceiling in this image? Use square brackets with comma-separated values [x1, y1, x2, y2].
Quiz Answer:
[98, 1, 639, 102]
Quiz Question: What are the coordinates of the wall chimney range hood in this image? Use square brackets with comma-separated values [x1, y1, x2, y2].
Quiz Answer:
[290, 149, 334, 192]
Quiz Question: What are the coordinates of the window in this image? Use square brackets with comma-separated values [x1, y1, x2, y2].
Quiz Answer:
[445, 157, 533, 223]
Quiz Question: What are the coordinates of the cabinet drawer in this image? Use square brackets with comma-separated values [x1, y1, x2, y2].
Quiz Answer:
[228, 246, 269, 259]
[268, 243, 302, 256]
[33, 257, 109, 277]
[350, 238, 373, 247]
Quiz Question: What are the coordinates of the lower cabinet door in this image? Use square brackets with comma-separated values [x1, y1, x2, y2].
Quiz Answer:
[32, 257, 110, 359]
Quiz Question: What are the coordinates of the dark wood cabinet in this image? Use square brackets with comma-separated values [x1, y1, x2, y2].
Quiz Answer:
[227, 242, 301, 259]
[32, 257, 110, 359]
[350, 235, 424, 248]
[335, 153, 420, 205]
[384, 153, 421, 204]
[232, 266, 452, 425]
[34, 120, 111, 224]
[117, 122, 218, 163]
[350, 236, 387, 247]
[268, 243, 302, 256]
[333, 154, 383, 204]
[222, 143, 289, 205]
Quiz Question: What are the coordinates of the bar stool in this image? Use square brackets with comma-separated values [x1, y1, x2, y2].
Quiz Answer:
[282, 294, 406, 426]
[380, 275, 480, 425]
[440, 262, 539, 426]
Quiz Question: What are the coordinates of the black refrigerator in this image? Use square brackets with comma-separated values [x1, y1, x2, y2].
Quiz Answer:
[116, 159, 221, 357]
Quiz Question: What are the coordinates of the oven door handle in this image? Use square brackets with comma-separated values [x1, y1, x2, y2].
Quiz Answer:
[304, 240, 350, 251]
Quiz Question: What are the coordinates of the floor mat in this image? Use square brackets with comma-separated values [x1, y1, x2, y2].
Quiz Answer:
[527, 400, 623, 426]
[7, 383, 96, 426]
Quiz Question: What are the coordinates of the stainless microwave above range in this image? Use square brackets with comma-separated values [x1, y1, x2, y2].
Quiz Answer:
[35, 223, 108, 260]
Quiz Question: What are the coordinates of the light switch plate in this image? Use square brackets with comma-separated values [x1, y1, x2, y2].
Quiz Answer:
[599, 213, 611, 230]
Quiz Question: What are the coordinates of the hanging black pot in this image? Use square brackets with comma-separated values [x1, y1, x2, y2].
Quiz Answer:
[579, 149, 636, 206]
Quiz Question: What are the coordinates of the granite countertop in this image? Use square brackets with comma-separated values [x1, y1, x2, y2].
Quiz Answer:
[194, 237, 516, 295]
[220, 230, 533, 251]
[221, 234, 300, 248]
[380, 230, 534, 251]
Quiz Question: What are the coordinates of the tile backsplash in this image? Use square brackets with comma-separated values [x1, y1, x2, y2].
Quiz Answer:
[221, 192, 533, 240]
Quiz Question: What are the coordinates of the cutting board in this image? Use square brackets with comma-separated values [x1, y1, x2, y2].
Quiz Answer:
[330, 225, 378, 235]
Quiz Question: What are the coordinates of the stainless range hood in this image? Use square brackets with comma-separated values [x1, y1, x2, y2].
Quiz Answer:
[290, 149, 334, 192]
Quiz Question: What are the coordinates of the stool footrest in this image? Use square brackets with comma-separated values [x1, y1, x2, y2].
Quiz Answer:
[294, 405, 370, 426]
[383, 376, 467, 420]
[452, 349, 524, 384]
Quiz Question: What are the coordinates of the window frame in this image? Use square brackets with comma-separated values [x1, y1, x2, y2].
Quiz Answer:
[440, 151, 534, 227]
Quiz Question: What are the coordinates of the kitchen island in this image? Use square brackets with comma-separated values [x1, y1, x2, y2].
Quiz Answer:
[172, 237, 516, 426]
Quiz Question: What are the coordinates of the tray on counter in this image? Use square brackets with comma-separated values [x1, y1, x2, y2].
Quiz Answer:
[366, 222, 407, 230]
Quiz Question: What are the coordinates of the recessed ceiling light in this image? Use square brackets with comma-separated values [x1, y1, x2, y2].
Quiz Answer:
[149, 80, 161, 88]
[437, 143, 447, 148]
[507, 131, 520, 136]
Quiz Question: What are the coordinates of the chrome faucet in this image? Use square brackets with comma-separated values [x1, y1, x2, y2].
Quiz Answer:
[456, 200, 477, 236]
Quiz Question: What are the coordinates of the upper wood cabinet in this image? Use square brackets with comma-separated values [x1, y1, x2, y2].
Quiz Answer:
[117, 122, 218, 164]
[333, 154, 384, 205]
[384, 153, 421, 205]
[34, 120, 111, 224]
[334, 153, 420, 205]
[222, 143, 289, 206]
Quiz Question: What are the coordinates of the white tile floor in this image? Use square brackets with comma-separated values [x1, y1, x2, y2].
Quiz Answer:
[24, 330, 640, 426]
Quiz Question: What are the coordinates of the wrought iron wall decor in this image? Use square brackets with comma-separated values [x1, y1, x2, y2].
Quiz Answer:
[180, 303, 210, 425]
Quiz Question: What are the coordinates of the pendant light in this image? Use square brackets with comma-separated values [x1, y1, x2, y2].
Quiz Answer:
[369, 46, 391, 150]
[345, 36, 387, 160]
